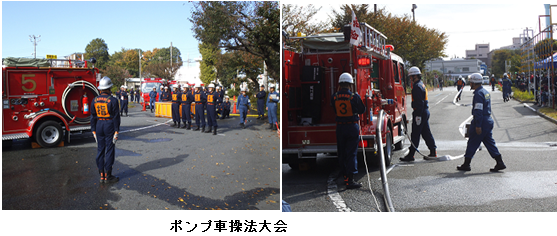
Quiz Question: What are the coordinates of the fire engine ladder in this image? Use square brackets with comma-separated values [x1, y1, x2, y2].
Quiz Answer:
[359, 23, 389, 60]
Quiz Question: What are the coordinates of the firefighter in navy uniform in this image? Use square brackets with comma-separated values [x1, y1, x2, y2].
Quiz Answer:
[180, 85, 194, 129]
[331, 73, 365, 189]
[456, 76, 465, 102]
[458, 73, 506, 172]
[400, 66, 438, 162]
[91, 77, 121, 184]
[216, 85, 224, 118]
[193, 84, 207, 132]
[255, 85, 266, 120]
[161, 86, 171, 102]
[266, 84, 279, 130]
[236, 88, 251, 129]
[490, 74, 497, 91]
[221, 96, 231, 119]
[205, 84, 218, 135]
[149, 87, 157, 113]
[171, 84, 182, 128]
[119, 85, 129, 117]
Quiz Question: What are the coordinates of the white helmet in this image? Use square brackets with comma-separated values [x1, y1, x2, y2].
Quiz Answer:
[241, 88, 247, 92]
[469, 73, 483, 84]
[195, 84, 201, 88]
[408, 66, 421, 76]
[97, 76, 113, 90]
[459, 75, 463, 79]
[208, 84, 215, 88]
[172, 84, 178, 88]
[339, 73, 354, 84]
[164, 86, 169, 89]
[503, 73, 508, 77]
[269, 84, 275, 89]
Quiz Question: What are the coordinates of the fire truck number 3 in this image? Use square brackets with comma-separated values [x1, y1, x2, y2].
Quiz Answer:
[21, 74, 37, 92]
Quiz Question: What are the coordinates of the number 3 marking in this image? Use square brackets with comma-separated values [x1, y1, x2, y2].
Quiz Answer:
[22, 74, 37, 92]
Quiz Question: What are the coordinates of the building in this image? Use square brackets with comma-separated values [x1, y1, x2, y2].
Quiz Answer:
[425, 58, 484, 81]
[465, 43, 490, 64]
[173, 58, 203, 87]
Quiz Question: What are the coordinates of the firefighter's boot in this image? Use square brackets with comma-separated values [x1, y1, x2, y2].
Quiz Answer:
[457, 157, 472, 171]
[201, 126, 205, 133]
[193, 125, 200, 131]
[186, 122, 192, 130]
[266, 124, 273, 129]
[345, 174, 362, 189]
[490, 155, 506, 172]
[176, 122, 181, 129]
[428, 149, 437, 157]
[400, 149, 415, 162]
[99, 170, 106, 184]
[171, 122, 177, 127]
[213, 127, 217, 135]
[205, 126, 212, 133]
[105, 171, 119, 183]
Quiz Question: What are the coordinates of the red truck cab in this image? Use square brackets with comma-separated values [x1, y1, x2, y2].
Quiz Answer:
[282, 23, 409, 169]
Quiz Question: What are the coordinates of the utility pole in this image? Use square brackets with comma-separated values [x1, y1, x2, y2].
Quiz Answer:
[29, 35, 41, 58]
[170, 42, 173, 68]
[412, 4, 417, 22]
[139, 49, 142, 79]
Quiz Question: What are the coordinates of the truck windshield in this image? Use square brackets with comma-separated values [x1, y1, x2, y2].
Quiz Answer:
[141, 82, 161, 93]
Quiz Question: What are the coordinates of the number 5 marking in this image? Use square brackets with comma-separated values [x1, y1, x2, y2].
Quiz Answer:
[22, 74, 37, 92]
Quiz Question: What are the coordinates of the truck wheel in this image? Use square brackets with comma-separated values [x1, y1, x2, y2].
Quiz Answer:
[35, 121, 63, 148]
[383, 129, 393, 166]
[394, 122, 407, 150]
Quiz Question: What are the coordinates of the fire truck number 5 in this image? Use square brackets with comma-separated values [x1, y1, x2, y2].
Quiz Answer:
[21, 74, 37, 92]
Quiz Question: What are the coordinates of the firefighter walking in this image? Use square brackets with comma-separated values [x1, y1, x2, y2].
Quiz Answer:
[205, 84, 218, 135]
[91, 76, 121, 184]
[236, 88, 251, 129]
[193, 84, 207, 132]
[331, 73, 365, 189]
[171, 84, 182, 128]
[181, 85, 193, 129]
[490, 74, 497, 91]
[400, 66, 438, 162]
[266, 85, 279, 131]
[456, 76, 465, 102]
[457, 73, 506, 172]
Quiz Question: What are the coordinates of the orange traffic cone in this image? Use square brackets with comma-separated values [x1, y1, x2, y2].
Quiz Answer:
[233, 95, 237, 114]
[142, 102, 146, 111]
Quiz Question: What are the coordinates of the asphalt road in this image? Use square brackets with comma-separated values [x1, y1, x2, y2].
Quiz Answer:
[3, 102, 280, 210]
[282, 85, 557, 212]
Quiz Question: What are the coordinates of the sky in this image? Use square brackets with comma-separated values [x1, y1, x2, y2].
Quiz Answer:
[2, 1, 202, 62]
[291, 1, 553, 60]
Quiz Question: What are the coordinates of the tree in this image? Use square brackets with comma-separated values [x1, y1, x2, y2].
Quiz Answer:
[189, 1, 279, 84]
[491, 49, 521, 77]
[198, 42, 219, 85]
[84, 38, 110, 70]
[331, 4, 448, 69]
[282, 4, 329, 51]
[102, 64, 131, 92]
[143, 61, 182, 80]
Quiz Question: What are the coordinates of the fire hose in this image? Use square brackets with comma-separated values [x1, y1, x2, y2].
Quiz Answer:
[360, 109, 395, 212]
[61, 80, 99, 124]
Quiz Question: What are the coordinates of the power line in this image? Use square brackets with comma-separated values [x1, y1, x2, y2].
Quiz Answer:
[29, 35, 41, 58]
[446, 28, 527, 34]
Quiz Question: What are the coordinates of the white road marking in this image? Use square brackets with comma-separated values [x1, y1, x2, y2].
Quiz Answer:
[327, 170, 352, 212]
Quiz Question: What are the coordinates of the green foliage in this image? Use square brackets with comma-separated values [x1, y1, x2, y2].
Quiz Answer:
[512, 87, 534, 102]
[534, 38, 557, 60]
[330, 4, 447, 69]
[189, 1, 279, 85]
[282, 4, 329, 51]
[198, 42, 219, 85]
[491, 49, 520, 78]
[84, 38, 110, 70]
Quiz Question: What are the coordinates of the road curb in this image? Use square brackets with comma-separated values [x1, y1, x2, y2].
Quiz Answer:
[521, 102, 557, 125]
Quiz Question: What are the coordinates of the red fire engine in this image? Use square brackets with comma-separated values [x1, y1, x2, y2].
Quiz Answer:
[140, 77, 163, 107]
[2, 57, 100, 148]
[282, 23, 409, 169]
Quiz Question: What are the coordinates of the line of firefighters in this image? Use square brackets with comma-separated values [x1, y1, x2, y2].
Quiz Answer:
[146, 83, 280, 135]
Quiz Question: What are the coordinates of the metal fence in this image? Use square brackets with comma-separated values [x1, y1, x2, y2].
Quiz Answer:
[520, 24, 556, 109]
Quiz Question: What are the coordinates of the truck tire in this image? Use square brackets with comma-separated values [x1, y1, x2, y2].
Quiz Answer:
[383, 129, 393, 166]
[394, 122, 407, 150]
[35, 120, 63, 148]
